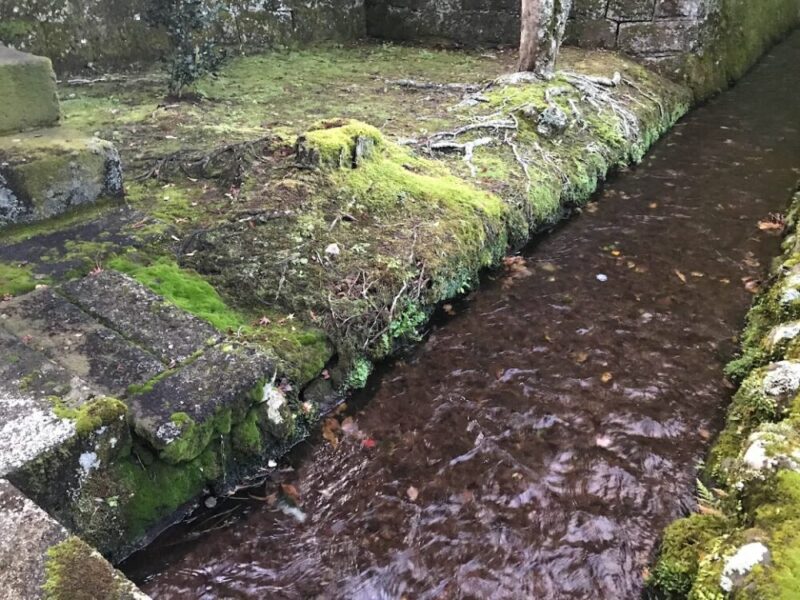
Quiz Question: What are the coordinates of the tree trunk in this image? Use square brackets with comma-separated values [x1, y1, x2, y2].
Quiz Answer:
[518, 0, 572, 76]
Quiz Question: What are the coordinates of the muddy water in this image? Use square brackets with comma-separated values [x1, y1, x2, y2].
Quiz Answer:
[127, 32, 800, 599]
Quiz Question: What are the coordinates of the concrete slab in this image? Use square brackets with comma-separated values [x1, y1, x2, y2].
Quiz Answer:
[0, 288, 164, 396]
[0, 45, 59, 135]
[61, 271, 221, 365]
[0, 129, 123, 228]
[129, 344, 276, 464]
[0, 479, 148, 599]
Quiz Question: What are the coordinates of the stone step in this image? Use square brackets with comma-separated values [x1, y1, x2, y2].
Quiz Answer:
[0, 329, 93, 477]
[61, 270, 221, 365]
[0, 45, 59, 135]
[0, 271, 294, 559]
[129, 344, 278, 464]
[0, 479, 148, 600]
[0, 287, 165, 397]
[0, 128, 124, 228]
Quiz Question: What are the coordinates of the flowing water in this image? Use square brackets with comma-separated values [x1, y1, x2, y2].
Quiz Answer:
[126, 32, 800, 599]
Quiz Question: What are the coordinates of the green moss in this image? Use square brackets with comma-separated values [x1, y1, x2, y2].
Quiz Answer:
[0, 261, 40, 296]
[51, 396, 128, 437]
[231, 407, 263, 455]
[678, 0, 800, 100]
[108, 256, 248, 332]
[159, 408, 232, 464]
[112, 446, 221, 538]
[0, 51, 59, 134]
[345, 356, 373, 390]
[648, 514, 730, 599]
[303, 119, 384, 167]
[43, 536, 125, 600]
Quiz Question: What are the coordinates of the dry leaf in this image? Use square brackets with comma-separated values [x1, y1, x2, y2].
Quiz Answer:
[697, 504, 724, 517]
[406, 486, 419, 502]
[281, 483, 301, 504]
[674, 269, 687, 283]
[572, 351, 589, 364]
[742, 277, 761, 294]
[322, 418, 340, 448]
[600, 372, 613, 384]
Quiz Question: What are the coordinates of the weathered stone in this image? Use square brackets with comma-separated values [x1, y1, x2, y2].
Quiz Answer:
[571, 0, 608, 19]
[720, 542, 771, 593]
[0, 329, 89, 477]
[61, 271, 221, 365]
[0, 288, 164, 396]
[128, 344, 276, 463]
[607, 0, 656, 21]
[618, 20, 700, 55]
[0, 129, 123, 228]
[537, 105, 570, 137]
[0, 45, 59, 135]
[0, 479, 148, 600]
[565, 19, 619, 49]
[656, 0, 705, 18]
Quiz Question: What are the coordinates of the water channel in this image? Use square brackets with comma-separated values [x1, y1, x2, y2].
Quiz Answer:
[125, 31, 800, 599]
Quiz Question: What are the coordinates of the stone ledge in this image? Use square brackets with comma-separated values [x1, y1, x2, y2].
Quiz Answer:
[61, 271, 221, 365]
[0, 287, 164, 396]
[128, 344, 279, 464]
[0, 129, 123, 229]
[0, 45, 59, 135]
[0, 479, 148, 600]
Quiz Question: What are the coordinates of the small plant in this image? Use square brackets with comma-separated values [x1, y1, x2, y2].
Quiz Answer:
[146, 0, 226, 99]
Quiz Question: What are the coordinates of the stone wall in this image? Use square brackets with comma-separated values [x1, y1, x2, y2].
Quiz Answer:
[365, 0, 800, 98]
[0, 0, 366, 74]
[365, 0, 711, 59]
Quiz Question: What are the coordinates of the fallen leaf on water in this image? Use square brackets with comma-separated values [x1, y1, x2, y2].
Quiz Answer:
[758, 213, 785, 232]
[691, 271, 705, 278]
[601, 372, 613, 384]
[443, 303, 455, 315]
[407, 486, 419, 501]
[362, 437, 377, 449]
[742, 277, 761, 294]
[340, 416, 360, 438]
[674, 269, 687, 283]
[698, 427, 711, 440]
[322, 417, 340, 448]
[281, 483, 301, 504]
[649, 202, 658, 209]
[611, 249, 621, 257]
[539, 261, 558, 273]
[572, 351, 589, 364]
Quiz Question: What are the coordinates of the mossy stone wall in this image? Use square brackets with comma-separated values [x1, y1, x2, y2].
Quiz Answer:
[0, 0, 366, 74]
[365, 0, 800, 99]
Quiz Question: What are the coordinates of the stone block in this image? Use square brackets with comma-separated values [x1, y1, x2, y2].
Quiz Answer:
[566, 19, 620, 49]
[0, 45, 59, 135]
[0, 288, 164, 396]
[128, 344, 277, 464]
[0, 479, 148, 600]
[607, 0, 656, 21]
[656, 0, 705, 18]
[61, 271, 221, 365]
[0, 329, 93, 477]
[618, 20, 700, 55]
[570, 0, 609, 19]
[0, 129, 123, 229]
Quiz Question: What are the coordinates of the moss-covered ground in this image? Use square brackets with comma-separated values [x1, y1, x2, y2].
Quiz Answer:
[648, 186, 800, 599]
[0, 42, 691, 555]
